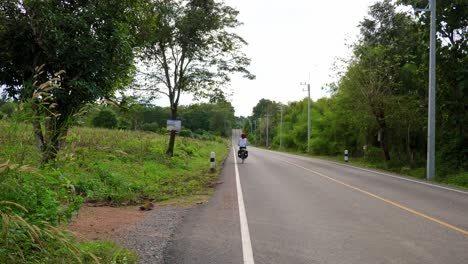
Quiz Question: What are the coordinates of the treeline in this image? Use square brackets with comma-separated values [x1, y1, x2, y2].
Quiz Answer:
[0, 96, 236, 138]
[244, 0, 467, 180]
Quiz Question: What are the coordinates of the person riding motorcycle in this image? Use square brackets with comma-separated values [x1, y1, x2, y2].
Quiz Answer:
[238, 133, 248, 158]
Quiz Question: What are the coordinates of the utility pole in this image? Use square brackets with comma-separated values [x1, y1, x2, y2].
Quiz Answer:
[279, 105, 283, 149]
[416, 0, 436, 180]
[258, 117, 262, 144]
[265, 113, 272, 147]
[253, 119, 256, 140]
[301, 81, 311, 153]
[427, 0, 436, 181]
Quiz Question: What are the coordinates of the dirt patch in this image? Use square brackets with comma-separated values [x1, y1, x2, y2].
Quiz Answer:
[68, 204, 148, 241]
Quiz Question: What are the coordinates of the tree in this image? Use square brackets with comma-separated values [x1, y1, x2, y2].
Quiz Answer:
[92, 109, 118, 129]
[399, 0, 468, 171]
[0, 0, 146, 164]
[250, 98, 280, 146]
[347, 0, 420, 161]
[138, 0, 254, 156]
[179, 100, 235, 136]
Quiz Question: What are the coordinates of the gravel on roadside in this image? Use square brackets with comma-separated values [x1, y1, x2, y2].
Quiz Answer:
[117, 207, 189, 264]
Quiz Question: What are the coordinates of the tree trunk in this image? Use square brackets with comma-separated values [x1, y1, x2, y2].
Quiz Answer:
[166, 130, 176, 156]
[32, 114, 69, 165]
[406, 124, 415, 167]
[374, 108, 391, 161]
[166, 107, 178, 156]
[379, 126, 391, 161]
[41, 128, 66, 165]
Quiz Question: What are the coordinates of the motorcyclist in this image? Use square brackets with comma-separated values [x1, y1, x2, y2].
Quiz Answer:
[238, 133, 248, 158]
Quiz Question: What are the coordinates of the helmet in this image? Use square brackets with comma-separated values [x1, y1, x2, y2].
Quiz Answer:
[241, 133, 247, 138]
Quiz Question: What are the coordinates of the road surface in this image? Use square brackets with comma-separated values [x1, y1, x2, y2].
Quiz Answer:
[165, 134, 468, 264]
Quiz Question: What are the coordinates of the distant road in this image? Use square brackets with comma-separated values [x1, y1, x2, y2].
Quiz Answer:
[165, 131, 468, 264]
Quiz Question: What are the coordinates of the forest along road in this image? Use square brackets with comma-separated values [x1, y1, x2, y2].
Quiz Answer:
[164, 134, 468, 264]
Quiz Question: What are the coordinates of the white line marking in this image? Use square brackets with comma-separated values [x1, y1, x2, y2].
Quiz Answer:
[233, 148, 255, 264]
[266, 149, 468, 195]
[335, 163, 468, 195]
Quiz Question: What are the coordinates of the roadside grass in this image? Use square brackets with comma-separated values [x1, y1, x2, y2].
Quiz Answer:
[263, 146, 467, 189]
[57, 126, 230, 203]
[79, 240, 138, 264]
[0, 120, 230, 263]
[0, 121, 230, 203]
[440, 171, 468, 190]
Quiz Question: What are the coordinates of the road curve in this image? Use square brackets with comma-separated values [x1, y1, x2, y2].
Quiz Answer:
[165, 135, 468, 264]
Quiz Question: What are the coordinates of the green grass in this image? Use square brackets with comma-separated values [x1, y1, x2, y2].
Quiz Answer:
[0, 121, 230, 203]
[79, 240, 138, 264]
[0, 120, 231, 263]
[439, 171, 468, 190]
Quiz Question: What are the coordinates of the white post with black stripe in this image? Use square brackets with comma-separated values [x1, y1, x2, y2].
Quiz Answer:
[210, 151, 215, 172]
[344, 149, 349, 162]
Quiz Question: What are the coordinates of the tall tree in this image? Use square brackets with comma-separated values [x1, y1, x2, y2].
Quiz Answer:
[250, 98, 280, 146]
[0, 0, 146, 164]
[399, 0, 468, 171]
[138, 0, 254, 156]
[349, 0, 420, 160]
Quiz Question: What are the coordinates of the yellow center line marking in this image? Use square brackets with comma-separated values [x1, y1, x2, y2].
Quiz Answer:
[278, 158, 468, 236]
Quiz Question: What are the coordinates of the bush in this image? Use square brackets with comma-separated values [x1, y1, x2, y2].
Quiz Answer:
[439, 172, 468, 188]
[0, 165, 82, 225]
[141, 122, 159, 133]
[0, 102, 16, 118]
[118, 118, 132, 130]
[363, 146, 383, 163]
[311, 137, 333, 155]
[92, 108, 118, 129]
[179, 128, 192, 137]
[0, 163, 86, 263]
[385, 159, 405, 171]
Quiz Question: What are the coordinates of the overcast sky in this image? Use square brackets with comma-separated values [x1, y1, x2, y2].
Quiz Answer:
[158, 0, 380, 116]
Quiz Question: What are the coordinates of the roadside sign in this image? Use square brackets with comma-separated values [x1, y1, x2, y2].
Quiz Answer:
[167, 120, 181, 132]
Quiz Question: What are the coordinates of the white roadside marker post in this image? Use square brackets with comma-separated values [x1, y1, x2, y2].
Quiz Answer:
[344, 149, 349, 162]
[210, 152, 215, 172]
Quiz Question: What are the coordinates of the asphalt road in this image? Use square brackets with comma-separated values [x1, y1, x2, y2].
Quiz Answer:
[165, 135, 468, 264]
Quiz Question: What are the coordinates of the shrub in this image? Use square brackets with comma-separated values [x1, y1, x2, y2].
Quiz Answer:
[179, 128, 192, 137]
[439, 172, 468, 188]
[311, 137, 333, 155]
[141, 122, 159, 132]
[0, 162, 86, 263]
[0, 102, 16, 118]
[92, 108, 118, 129]
[0, 165, 82, 225]
[363, 146, 383, 163]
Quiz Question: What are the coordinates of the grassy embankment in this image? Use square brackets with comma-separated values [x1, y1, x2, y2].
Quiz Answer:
[264, 146, 468, 189]
[0, 120, 230, 263]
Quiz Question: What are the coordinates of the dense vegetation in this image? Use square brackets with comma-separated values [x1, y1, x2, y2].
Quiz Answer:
[0, 0, 147, 164]
[243, 1, 467, 186]
[80, 98, 236, 138]
[0, 0, 246, 262]
[0, 118, 229, 262]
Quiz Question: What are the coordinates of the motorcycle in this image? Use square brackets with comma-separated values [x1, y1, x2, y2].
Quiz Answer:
[238, 148, 248, 163]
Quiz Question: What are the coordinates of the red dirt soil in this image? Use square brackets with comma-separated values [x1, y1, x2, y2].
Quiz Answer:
[67, 204, 148, 241]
